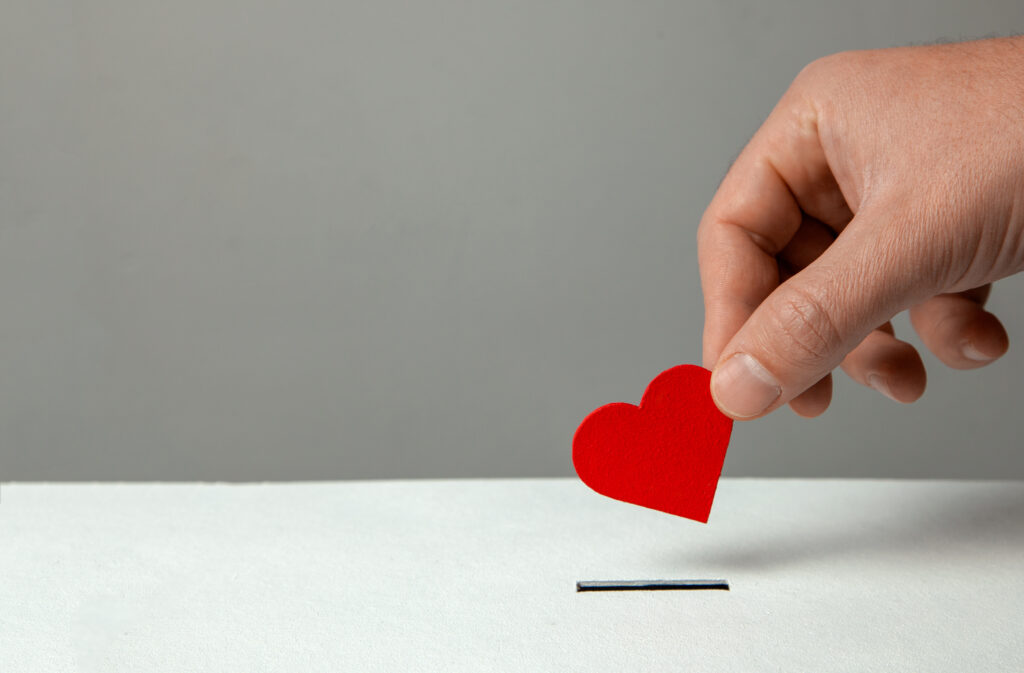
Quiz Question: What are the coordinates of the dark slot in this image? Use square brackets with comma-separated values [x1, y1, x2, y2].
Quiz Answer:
[576, 579, 729, 592]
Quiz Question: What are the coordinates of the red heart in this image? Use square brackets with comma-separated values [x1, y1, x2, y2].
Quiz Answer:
[572, 365, 733, 523]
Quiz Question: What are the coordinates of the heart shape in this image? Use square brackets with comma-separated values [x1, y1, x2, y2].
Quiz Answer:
[572, 365, 733, 523]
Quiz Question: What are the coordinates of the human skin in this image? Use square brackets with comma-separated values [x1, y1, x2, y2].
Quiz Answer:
[698, 37, 1024, 420]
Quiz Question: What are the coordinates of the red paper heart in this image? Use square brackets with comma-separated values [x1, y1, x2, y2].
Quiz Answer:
[572, 365, 733, 523]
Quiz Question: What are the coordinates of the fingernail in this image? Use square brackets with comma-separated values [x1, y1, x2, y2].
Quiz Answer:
[961, 341, 994, 362]
[866, 373, 899, 402]
[712, 353, 782, 418]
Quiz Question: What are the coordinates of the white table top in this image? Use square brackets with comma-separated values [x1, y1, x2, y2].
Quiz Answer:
[2, 479, 1023, 671]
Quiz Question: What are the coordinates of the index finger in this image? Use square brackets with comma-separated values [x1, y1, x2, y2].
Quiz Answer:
[697, 86, 851, 368]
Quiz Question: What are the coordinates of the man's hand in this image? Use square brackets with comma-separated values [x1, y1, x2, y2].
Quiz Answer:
[698, 37, 1024, 420]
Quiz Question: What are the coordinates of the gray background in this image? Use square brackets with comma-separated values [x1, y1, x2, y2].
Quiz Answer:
[1, 1, 1023, 481]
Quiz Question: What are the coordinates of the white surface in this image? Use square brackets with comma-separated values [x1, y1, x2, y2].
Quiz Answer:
[2, 478, 1023, 671]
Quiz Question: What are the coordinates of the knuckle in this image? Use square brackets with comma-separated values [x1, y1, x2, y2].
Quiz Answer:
[696, 217, 709, 247]
[796, 50, 858, 84]
[771, 285, 844, 365]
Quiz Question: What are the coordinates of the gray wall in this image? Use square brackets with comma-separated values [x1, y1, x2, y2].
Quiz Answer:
[2, 1, 1023, 481]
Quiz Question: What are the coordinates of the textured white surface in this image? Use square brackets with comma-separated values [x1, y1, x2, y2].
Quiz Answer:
[2, 479, 1023, 671]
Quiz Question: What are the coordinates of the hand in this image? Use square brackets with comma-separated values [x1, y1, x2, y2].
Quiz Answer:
[698, 37, 1024, 420]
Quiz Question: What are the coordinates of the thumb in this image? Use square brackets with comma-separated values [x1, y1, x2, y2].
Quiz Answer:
[709, 215, 934, 419]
